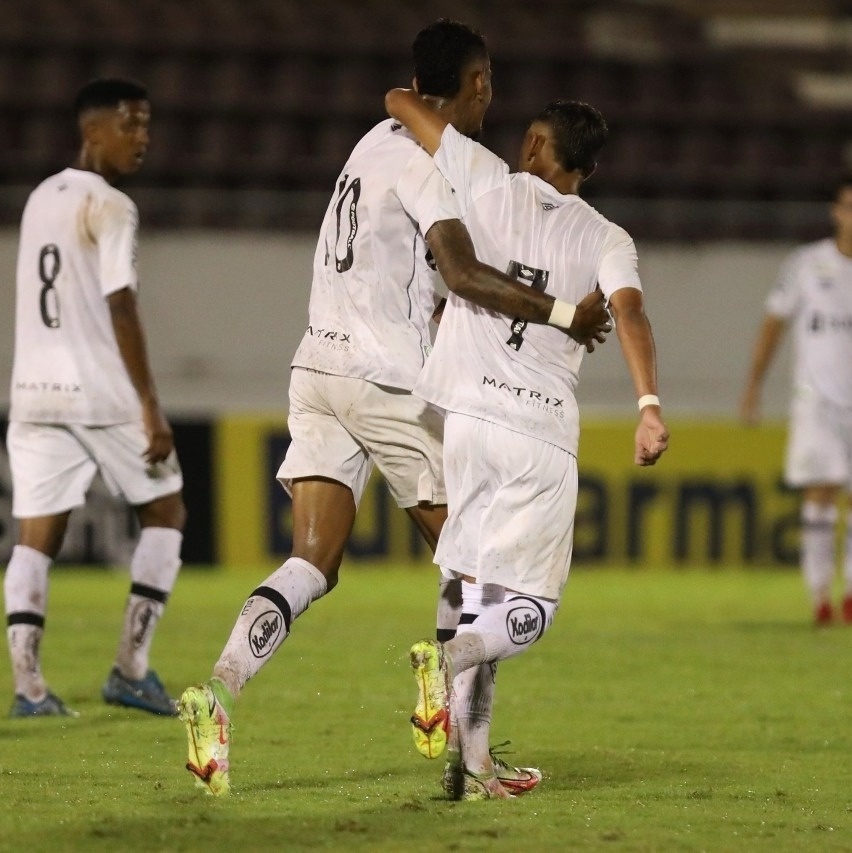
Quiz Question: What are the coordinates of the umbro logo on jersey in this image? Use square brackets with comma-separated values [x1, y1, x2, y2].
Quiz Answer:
[541, 202, 558, 211]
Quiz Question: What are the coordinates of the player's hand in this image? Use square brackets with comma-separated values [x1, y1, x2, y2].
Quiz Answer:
[634, 407, 669, 466]
[568, 289, 612, 353]
[141, 401, 174, 465]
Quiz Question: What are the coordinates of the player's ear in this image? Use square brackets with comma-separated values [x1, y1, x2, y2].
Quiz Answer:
[582, 162, 598, 180]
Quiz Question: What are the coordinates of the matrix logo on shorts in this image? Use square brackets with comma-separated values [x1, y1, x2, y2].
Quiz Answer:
[507, 604, 540, 645]
[249, 610, 282, 658]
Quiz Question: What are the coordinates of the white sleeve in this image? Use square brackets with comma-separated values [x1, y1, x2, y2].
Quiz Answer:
[433, 124, 510, 212]
[765, 251, 802, 319]
[598, 224, 642, 300]
[89, 192, 139, 297]
[396, 148, 462, 237]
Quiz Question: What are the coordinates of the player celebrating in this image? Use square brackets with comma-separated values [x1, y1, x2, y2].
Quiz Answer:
[4, 79, 185, 717]
[741, 175, 852, 625]
[384, 89, 669, 798]
[178, 20, 609, 796]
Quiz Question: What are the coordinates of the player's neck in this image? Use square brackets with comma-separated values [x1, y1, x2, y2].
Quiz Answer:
[835, 233, 852, 258]
[532, 164, 582, 196]
[73, 149, 117, 185]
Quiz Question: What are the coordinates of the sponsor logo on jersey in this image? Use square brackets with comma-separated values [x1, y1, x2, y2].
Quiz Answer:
[506, 604, 540, 645]
[249, 610, 283, 658]
[808, 312, 852, 333]
[482, 376, 564, 408]
[541, 202, 558, 211]
[15, 381, 82, 393]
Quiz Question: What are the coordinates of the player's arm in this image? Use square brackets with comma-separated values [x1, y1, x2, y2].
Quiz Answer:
[425, 218, 610, 350]
[609, 287, 669, 466]
[108, 287, 174, 464]
[385, 88, 446, 155]
[739, 314, 786, 426]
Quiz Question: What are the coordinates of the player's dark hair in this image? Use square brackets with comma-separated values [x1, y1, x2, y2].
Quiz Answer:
[413, 19, 488, 98]
[534, 100, 609, 176]
[74, 78, 148, 117]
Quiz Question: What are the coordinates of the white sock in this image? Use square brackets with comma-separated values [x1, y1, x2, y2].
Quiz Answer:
[453, 660, 497, 776]
[213, 557, 327, 698]
[844, 512, 852, 596]
[801, 502, 837, 605]
[114, 527, 182, 680]
[4, 545, 52, 701]
[447, 593, 558, 673]
[436, 576, 462, 642]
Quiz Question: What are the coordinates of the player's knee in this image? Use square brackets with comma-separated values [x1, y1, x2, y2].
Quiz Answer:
[136, 491, 186, 530]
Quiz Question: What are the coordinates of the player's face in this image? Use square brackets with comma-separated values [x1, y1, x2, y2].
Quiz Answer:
[458, 57, 492, 140]
[96, 100, 151, 176]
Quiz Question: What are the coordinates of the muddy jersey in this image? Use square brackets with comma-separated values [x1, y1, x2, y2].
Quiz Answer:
[10, 168, 142, 425]
[766, 238, 852, 409]
[291, 119, 460, 390]
[414, 125, 642, 455]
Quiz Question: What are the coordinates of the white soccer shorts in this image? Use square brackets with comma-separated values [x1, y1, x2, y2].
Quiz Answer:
[785, 388, 852, 489]
[277, 367, 446, 508]
[7, 420, 183, 518]
[435, 412, 577, 600]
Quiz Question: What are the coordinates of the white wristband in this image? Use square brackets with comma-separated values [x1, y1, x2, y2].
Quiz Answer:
[547, 299, 576, 330]
[638, 394, 660, 411]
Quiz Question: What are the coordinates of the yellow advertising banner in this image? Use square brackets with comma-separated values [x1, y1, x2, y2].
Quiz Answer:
[216, 416, 799, 569]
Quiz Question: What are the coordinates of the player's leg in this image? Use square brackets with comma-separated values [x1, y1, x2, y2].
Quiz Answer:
[406, 503, 463, 642]
[843, 491, 852, 622]
[4, 422, 96, 717]
[179, 369, 366, 794]
[81, 420, 186, 714]
[210, 476, 356, 700]
[6, 513, 76, 716]
[179, 476, 355, 795]
[785, 395, 845, 624]
[801, 485, 840, 624]
[101, 490, 186, 715]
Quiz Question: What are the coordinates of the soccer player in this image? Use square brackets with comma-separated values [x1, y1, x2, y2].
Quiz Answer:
[178, 20, 610, 796]
[4, 79, 185, 717]
[384, 89, 669, 798]
[740, 175, 852, 626]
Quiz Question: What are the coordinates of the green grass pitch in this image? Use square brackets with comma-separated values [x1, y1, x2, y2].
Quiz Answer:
[2, 563, 851, 852]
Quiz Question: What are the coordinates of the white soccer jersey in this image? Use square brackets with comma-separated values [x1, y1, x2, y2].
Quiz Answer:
[413, 125, 642, 455]
[766, 238, 852, 409]
[10, 168, 142, 425]
[291, 119, 461, 390]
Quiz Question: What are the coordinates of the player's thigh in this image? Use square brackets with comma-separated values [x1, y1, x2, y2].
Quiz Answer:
[330, 376, 446, 508]
[439, 414, 577, 600]
[6, 422, 98, 518]
[74, 422, 183, 506]
[785, 394, 851, 488]
[277, 368, 373, 506]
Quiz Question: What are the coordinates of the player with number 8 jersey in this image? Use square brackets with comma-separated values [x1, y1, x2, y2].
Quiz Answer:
[11, 169, 142, 424]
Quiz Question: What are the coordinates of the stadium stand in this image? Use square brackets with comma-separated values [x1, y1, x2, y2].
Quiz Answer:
[1, 0, 851, 238]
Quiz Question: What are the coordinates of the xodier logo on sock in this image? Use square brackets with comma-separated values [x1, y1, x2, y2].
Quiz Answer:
[249, 610, 282, 658]
[506, 604, 540, 645]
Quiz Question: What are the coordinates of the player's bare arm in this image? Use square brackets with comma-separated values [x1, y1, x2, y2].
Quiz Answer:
[739, 314, 786, 426]
[609, 287, 669, 466]
[425, 219, 611, 346]
[108, 287, 174, 464]
[385, 88, 447, 156]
